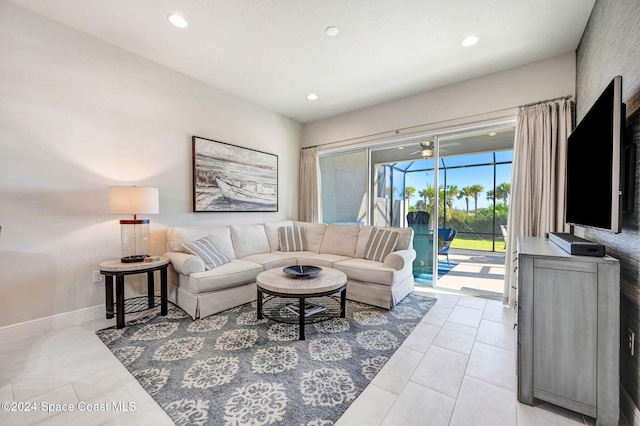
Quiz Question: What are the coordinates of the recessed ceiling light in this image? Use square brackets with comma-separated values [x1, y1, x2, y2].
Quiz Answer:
[461, 35, 479, 47]
[167, 13, 188, 28]
[488, 131, 497, 136]
[325, 26, 339, 36]
[307, 93, 318, 101]
[398, 147, 404, 150]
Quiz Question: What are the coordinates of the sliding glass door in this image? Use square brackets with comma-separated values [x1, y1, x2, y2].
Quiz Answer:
[318, 123, 515, 294]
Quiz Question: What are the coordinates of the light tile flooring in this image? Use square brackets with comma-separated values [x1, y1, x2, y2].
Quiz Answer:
[0, 290, 622, 425]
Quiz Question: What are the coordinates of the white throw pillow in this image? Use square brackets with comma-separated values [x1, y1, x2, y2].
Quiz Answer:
[182, 235, 230, 270]
[363, 228, 399, 262]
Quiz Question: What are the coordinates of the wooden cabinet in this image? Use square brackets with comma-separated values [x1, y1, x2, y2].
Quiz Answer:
[517, 237, 619, 425]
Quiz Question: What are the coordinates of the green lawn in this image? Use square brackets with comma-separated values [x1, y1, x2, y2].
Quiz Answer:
[450, 234, 506, 252]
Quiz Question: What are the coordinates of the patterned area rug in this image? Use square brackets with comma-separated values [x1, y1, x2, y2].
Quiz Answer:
[96, 293, 436, 425]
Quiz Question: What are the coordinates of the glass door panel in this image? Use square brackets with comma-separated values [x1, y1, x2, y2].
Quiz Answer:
[320, 149, 368, 224]
[371, 141, 437, 284]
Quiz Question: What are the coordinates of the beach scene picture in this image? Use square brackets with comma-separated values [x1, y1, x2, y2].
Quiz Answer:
[192, 136, 278, 212]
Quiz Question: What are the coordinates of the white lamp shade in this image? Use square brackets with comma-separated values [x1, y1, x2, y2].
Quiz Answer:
[109, 186, 159, 216]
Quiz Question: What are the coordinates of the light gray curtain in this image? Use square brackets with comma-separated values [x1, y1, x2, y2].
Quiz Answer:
[503, 99, 573, 306]
[298, 147, 321, 223]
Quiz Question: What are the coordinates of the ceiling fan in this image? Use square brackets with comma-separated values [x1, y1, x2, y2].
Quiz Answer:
[409, 141, 461, 158]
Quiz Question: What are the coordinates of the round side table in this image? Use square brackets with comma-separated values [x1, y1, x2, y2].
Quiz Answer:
[99, 257, 169, 329]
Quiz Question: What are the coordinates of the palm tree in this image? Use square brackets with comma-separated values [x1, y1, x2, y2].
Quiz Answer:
[416, 185, 435, 216]
[404, 186, 416, 204]
[458, 186, 473, 215]
[496, 183, 511, 205]
[441, 185, 457, 213]
[469, 184, 484, 212]
[418, 185, 434, 208]
[486, 189, 495, 202]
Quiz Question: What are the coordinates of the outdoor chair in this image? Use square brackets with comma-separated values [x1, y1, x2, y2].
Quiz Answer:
[407, 211, 430, 235]
[437, 227, 457, 264]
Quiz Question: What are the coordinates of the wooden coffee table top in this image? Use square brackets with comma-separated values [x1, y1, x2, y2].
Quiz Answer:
[256, 267, 347, 295]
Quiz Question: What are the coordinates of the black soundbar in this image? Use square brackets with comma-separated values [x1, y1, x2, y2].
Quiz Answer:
[548, 232, 606, 257]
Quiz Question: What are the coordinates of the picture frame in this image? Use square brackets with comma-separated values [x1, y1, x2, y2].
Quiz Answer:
[192, 136, 278, 212]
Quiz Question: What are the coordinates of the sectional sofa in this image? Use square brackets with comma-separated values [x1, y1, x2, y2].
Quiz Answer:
[164, 220, 416, 319]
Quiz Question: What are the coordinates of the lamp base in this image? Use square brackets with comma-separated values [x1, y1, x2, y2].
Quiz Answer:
[121, 255, 148, 263]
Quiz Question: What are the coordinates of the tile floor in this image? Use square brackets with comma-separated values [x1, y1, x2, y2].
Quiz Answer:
[0, 289, 624, 425]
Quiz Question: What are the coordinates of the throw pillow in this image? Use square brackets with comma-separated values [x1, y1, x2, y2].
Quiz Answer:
[181, 235, 230, 270]
[278, 226, 308, 252]
[363, 228, 399, 262]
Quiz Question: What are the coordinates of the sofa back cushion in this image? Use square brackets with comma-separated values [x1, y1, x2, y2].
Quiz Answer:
[263, 220, 294, 251]
[294, 221, 327, 253]
[320, 225, 360, 257]
[167, 227, 236, 260]
[394, 226, 414, 250]
[230, 224, 271, 258]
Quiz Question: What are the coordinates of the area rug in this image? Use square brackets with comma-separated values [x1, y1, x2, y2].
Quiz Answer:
[414, 260, 459, 285]
[96, 293, 436, 426]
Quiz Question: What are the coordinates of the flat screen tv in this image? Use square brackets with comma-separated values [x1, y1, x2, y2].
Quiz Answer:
[565, 76, 625, 233]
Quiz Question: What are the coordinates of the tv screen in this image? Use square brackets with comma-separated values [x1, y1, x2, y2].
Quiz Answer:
[565, 76, 624, 233]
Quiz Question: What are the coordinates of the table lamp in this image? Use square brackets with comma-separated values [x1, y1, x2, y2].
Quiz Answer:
[109, 186, 159, 263]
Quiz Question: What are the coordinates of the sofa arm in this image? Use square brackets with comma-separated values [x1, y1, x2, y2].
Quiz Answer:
[164, 251, 206, 275]
[383, 249, 417, 270]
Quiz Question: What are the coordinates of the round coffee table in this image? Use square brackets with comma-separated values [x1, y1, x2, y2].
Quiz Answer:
[256, 267, 347, 340]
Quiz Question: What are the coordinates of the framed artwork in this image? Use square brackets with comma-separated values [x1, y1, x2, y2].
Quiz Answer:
[192, 136, 278, 212]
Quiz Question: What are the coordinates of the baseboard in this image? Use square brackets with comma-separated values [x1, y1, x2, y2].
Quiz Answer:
[621, 384, 640, 426]
[0, 305, 104, 339]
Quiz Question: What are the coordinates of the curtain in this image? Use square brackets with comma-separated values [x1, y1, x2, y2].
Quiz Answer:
[298, 147, 321, 223]
[503, 99, 573, 306]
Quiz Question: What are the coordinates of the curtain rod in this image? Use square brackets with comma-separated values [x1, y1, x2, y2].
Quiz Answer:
[302, 111, 517, 150]
[518, 94, 573, 109]
[302, 95, 574, 150]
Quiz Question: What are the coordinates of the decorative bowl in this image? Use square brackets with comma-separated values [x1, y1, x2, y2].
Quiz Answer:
[283, 265, 322, 278]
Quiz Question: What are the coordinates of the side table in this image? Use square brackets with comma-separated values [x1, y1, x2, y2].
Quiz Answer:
[99, 257, 169, 329]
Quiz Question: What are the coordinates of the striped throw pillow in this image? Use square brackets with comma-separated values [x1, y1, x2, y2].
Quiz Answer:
[278, 226, 308, 252]
[182, 236, 230, 270]
[363, 228, 399, 262]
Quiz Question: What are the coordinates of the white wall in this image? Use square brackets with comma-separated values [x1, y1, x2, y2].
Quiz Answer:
[302, 52, 576, 147]
[0, 1, 301, 328]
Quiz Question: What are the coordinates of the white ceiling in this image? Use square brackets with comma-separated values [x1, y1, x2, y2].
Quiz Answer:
[10, 0, 595, 123]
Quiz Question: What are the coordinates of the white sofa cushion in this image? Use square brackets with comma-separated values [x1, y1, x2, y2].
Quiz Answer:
[230, 224, 271, 258]
[263, 220, 294, 251]
[280, 251, 351, 268]
[182, 236, 230, 270]
[241, 253, 298, 270]
[320, 225, 360, 257]
[188, 259, 263, 293]
[333, 258, 399, 286]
